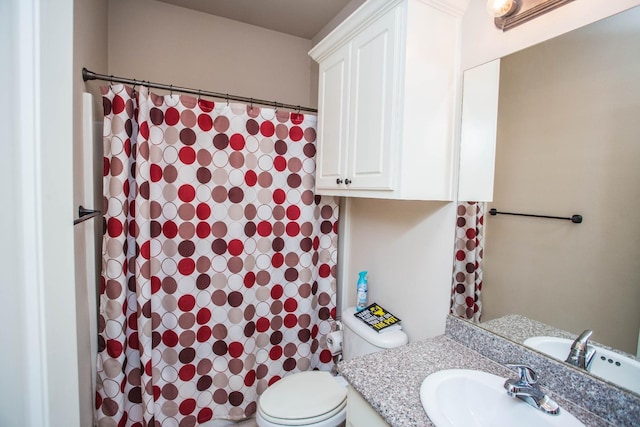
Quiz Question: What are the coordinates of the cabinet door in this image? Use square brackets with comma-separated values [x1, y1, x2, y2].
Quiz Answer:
[346, 386, 390, 427]
[347, 8, 398, 191]
[315, 44, 350, 190]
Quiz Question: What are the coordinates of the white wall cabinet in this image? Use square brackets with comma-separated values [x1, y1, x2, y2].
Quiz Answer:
[309, 0, 468, 200]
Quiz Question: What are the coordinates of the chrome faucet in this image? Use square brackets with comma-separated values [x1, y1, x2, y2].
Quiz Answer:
[565, 329, 596, 370]
[504, 364, 560, 415]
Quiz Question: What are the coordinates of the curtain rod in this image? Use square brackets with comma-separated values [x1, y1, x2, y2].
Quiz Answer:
[73, 205, 102, 226]
[82, 67, 318, 114]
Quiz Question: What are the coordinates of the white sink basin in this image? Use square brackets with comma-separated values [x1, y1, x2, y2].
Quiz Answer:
[524, 336, 640, 394]
[420, 369, 584, 427]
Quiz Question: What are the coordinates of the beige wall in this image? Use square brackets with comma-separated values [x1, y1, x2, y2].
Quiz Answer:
[461, 0, 640, 70]
[74, 0, 108, 425]
[108, 0, 316, 109]
[482, 7, 640, 354]
[343, 199, 456, 341]
[311, 0, 366, 46]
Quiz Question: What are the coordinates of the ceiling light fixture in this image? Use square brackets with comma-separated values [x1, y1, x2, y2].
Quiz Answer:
[488, 0, 574, 31]
[487, 0, 518, 18]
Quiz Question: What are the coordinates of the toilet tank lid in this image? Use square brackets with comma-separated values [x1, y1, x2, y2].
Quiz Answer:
[341, 306, 408, 348]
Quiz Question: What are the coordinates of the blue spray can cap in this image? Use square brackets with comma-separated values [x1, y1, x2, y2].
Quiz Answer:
[356, 271, 368, 311]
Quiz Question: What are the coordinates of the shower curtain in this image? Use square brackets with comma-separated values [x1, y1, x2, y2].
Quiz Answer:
[451, 202, 484, 322]
[95, 84, 339, 426]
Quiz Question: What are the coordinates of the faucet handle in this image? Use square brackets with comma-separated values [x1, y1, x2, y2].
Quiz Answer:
[505, 363, 539, 386]
[565, 329, 595, 369]
[574, 329, 593, 347]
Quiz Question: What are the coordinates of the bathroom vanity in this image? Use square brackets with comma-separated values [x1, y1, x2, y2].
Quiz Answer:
[338, 315, 640, 426]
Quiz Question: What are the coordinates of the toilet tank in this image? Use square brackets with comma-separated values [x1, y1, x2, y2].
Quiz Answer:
[341, 306, 408, 361]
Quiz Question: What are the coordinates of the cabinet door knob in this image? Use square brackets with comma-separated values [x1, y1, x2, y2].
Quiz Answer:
[345, 179, 352, 185]
[336, 178, 343, 184]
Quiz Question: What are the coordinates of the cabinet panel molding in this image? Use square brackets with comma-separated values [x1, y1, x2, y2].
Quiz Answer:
[310, 0, 469, 200]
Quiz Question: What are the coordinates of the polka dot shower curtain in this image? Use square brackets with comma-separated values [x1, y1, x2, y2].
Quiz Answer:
[451, 202, 485, 322]
[95, 84, 339, 426]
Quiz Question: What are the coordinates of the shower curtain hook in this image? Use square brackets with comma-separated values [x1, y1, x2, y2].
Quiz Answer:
[169, 84, 173, 97]
[197, 89, 202, 103]
[273, 100, 278, 112]
[250, 97, 254, 111]
[226, 94, 229, 107]
[109, 75, 114, 91]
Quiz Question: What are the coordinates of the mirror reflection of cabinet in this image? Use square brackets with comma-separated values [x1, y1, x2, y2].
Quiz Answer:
[310, 0, 466, 200]
[458, 60, 500, 202]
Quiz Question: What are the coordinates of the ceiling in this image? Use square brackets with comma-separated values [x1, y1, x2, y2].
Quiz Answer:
[156, 0, 354, 39]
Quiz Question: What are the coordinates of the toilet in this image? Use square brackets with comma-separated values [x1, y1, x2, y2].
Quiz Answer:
[256, 306, 409, 427]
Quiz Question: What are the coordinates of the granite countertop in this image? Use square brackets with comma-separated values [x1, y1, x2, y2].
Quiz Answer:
[338, 334, 612, 427]
[480, 314, 639, 361]
[481, 314, 576, 343]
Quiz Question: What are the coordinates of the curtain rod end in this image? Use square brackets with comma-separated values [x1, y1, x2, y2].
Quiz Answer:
[82, 67, 95, 82]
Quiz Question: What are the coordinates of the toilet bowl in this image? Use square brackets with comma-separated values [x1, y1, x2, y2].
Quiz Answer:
[256, 307, 408, 427]
[256, 371, 348, 427]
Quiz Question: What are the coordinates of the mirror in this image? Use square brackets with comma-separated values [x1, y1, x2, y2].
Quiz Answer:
[467, 5, 640, 394]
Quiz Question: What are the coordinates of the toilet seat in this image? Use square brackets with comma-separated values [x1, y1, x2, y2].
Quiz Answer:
[256, 371, 347, 426]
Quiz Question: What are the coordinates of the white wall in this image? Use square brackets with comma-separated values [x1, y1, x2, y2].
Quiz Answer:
[0, 1, 27, 424]
[461, 0, 640, 70]
[1, 0, 80, 426]
[343, 199, 456, 341]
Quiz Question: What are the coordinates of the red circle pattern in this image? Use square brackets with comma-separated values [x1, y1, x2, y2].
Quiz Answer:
[96, 85, 339, 425]
[450, 202, 484, 321]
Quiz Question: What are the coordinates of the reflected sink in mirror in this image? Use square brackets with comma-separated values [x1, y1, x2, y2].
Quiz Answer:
[420, 369, 584, 427]
[524, 336, 640, 394]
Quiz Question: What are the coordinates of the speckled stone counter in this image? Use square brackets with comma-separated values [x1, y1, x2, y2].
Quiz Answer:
[338, 334, 611, 427]
[446, 315, 640, 426]
[481, 314, 576, 342]
[481, 314, 639, 361]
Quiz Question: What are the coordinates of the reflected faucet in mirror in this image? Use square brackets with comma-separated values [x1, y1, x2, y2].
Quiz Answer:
[565, 330, 595, 371]
[480, 314, 640, 395]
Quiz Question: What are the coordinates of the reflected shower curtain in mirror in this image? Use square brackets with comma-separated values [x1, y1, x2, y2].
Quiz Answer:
[451, 202, 484, 322]
[95, 84, 339, 425]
